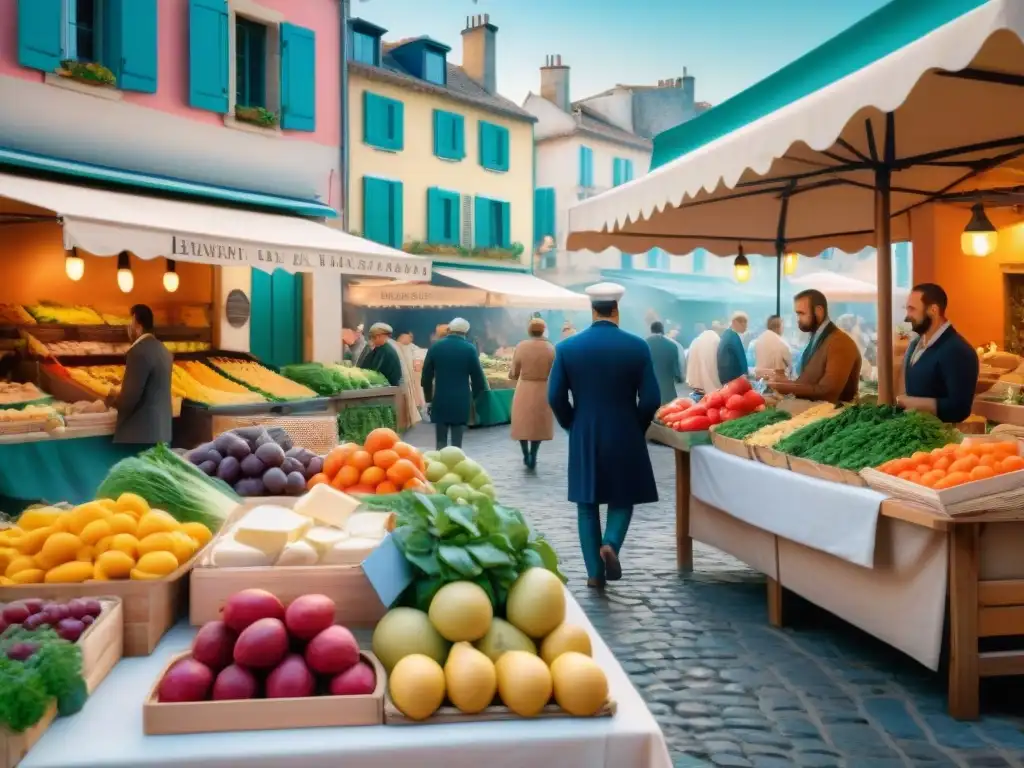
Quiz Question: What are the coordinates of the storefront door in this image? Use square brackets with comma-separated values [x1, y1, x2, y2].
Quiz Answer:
[250, 269, 303, 368]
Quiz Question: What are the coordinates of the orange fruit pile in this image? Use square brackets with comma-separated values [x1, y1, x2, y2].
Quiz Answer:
[306, 428, 431, 495]
[878, 440, 1024, 489]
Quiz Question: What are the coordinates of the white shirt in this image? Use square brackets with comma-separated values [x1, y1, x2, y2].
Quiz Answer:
[909, 321, 951, 366]
[686, 330, 722, 393]
[754, 330, 792, 373]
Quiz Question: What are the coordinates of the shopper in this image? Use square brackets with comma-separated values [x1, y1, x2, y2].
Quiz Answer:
[509, 318, 555, 470]
[110, 304, 172, 448]
[420, 317, 488, 450]
[753, 315, 793, 376]
[717, 311, 749, 384]
[358, 323, 403, 387]
[646, 321, 683, 404]
[548, 283, 660, 588]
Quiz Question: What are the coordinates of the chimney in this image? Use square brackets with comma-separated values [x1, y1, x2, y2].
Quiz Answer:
[462, 14, 498, 94]
[681, 66, 695, 107]
[541, 54, 570, 112]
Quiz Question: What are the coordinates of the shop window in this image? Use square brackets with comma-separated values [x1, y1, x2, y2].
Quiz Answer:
[363, 176, 403, 248]
[424, 50, 446, 85]
[64, 0, 99, 63]
[235, 17, 267, 108]
[364, 92, 404, 151]
[578, 145, 594, 187]
[479, 121, 510, 172]
[433, 110, 465, 161]
[474, 197, 510, 249]
[351, 30, 378, 65]
[427, 188, 460, 246]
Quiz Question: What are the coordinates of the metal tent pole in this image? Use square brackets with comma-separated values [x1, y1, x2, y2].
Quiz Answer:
[774, 184, 793, 318]
[874, 113, 896, 405]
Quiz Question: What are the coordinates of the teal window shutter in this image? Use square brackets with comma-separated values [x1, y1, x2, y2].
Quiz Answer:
[445, 192, 459, 244]
[188, 0, 229, 113]
[612, 158, 622, 187]
[388, 181, 404, 248]
[579, 146, 593, 187]
[270, 270, 303, 367]
[364, 93, 403, 150]
[17, 0, 62, 72]
[478, 123, 493, 168]
[474, 197, 492, 248]
[107, 0, 158, 93]
[499, 202, 511, 248]
[620, 253, 632, 270]
[495, 125, 509, 171]
[427, 188, 459, 245]
[453, 114, 465, 159]
[647, 249, 659, 269]
[693, 248, 707, 273]
[280, 23, 316, 131]
[363, 176, 391, 245]
[624, 159, 634, 182]
[479, 122, 509, 172]
[249, 269, 274, 363]
[433, 111, 465, 161]
[534, 188, 556, 245]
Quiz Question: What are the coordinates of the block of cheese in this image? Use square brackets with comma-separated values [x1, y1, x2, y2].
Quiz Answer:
[319, 537, 381, 566]
[293, 484, 363, 529]
[211, 536, 275, 568]
[275, 539, 319, 567]
[343, 511, 396, 541]
[304, 526, 349, 557]
[233, 505, 312, 559]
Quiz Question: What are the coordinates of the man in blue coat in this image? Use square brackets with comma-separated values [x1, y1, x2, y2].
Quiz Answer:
[898, 283, 979, 423]
[717, 311, 749, 384]
[548, 283, 661, 588]
[421, 317, 488, 450]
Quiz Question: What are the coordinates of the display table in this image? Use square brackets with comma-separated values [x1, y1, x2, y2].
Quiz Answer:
[663, 439, 1024, 721]
[21, 592, 672, 768]
[470, 389, 514, 428]
[0, 427, 135, 512]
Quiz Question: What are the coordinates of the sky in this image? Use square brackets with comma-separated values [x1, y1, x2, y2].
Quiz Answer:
[352, 0, 894, 107]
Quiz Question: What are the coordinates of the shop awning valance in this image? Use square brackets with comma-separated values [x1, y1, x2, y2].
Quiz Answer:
[0, 173, 431, 280]
[567, 0, 1024, 257]
[345, 281, 488, 307]
[435, 268, 591, 310]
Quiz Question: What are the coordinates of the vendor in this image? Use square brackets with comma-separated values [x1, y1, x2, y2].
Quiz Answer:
[769, 289, 861, 403]
[897, 283, 979, 423]
[358, 323, 403, 387]
[111, 304, 173, 447]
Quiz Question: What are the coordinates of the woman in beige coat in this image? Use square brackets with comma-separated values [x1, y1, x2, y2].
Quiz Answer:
[510, 318, 555, 470]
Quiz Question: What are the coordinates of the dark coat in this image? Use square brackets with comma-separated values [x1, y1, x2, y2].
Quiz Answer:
[904, 325, 979, 423]
[114, 335, 173, 445]
[647, 333, 682, 405]
[421, 334, 488, 425]
[359, 341, 403, 387]
[717, 328, 747, 384]
[548, 321, 660, 506]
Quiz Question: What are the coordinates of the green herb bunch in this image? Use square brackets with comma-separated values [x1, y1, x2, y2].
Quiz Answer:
[714, 408, 790, 440]
[363, 492, 565, 614]
[776, 404, 902, 457]
[0, 625, 87, 733]
[337, 405, 397, 444]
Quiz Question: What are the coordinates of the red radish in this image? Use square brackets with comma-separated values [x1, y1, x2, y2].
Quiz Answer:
[2, 603, 30, 625]
[233, 618, 289, 669]
[212, 664, 259, 700]
[305, 625, 360, 675]
[222, 589, 285, 633]
[329, 661, 376, 695]
[284, 594, 336, 640]
[192, 621, 237, 672]
[158, 658, 214, 703]
[56, 618, 86, 642]
[266, 654, 316, 698]
[22, 599, 46, 615]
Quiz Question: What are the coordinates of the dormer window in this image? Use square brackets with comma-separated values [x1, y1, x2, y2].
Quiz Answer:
[388, 37, 450, 86]
[424, 50, 445, 85]
[349, 18, 386, 67]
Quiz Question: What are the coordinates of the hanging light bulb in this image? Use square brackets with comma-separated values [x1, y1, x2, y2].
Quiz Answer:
[64, 248, 85, 281]
[783, 251, 798, 276]
[961, 203, 998, 257]
[733, 245, 751, 283]
[163, 259, 180, 293]
[116, 251, 134, 293]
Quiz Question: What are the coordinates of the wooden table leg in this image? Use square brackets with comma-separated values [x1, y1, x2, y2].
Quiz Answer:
[676, 448, 693, 572]
[948, 523, 980, 720]
[768, 539, 783, 627]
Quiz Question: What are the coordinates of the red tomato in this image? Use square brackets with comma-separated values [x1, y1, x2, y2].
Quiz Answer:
[704, 392, 725, 409]
[678, 415, 712, 432]
[743, 390, 766, 409]
[726, 394, 748, 412]
[725, 377, 752, 395]
[706, 408, 721, 425]
[719, 409, 736, 421]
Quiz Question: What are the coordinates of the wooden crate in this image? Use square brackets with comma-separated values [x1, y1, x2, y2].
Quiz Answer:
[80, 597, 124, 692]
[0, 549, 206, 657]
[753, 446, 790, 469]
[709, 428, 752, 459]
[787, 456, 829, 482]
[143, 651, 385, 734]
[0, 703, 56, 768]
[189, 562, 386, 628]
[383, 694, 617, 725]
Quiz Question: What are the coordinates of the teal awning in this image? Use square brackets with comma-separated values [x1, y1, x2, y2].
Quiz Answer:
[651, 0, 988, 169]
[0, 146, 337, 218]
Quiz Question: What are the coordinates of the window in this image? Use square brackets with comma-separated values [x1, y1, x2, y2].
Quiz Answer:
[478, 122, 510, 172]
[65, 0, 100, 63]
[364, 92, 404, 151]
[693, 248, 707, 273]
[363, 177, 403, 248]
[612, 158, 634, 187]
[533, 187, 556, 246]
[427, 188, 460, 245]
[424, 50, 445, 85]
[646, 249, 660, 269]
[352, 30, 378, 65]
[433, 110, 465, 161]
[578, 146, 594, 187]
[474, 197, 510, 249]
[620, 252, 633, 270]
[894, 242, 912, 288]
[235, 17, 267, 108]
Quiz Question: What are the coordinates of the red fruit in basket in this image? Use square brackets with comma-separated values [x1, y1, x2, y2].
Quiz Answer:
[266, 654, 316, 698]
[81, 615, 95, 627]
[285, 594, 336, 640]
[329, 661, 376, 696]
[158, 658, 214, 703]
[42, 603, 69, 625]
[2, 603, 30, 625]
[22, 599, 46, 615]
[222, 589, 286, 633]
[0, 618, 7, 634]
[305, 625, 360, 675]
[192, 621, 238, 672]
[22, 613, 46, 631]
[212, 664, 259, 700]
[67, 599, 90, 620]
[6, 642, 39, 661]
[56, 618, 86, 642]
[83, 599, 103, 618]
[725, 394, 747, 413]
[234, 618, 289, 669]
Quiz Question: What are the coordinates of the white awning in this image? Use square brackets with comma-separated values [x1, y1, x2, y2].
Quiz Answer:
[788, 271, 909, 303]
[436, 269, 591, 310]
[0, 173, 430, 280]
[345, 281, 487, 307]
[567, 0, 1024, 257]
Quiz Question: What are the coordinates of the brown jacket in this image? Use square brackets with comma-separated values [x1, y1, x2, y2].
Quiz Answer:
[786, 324, 862, 403]
[509, 338, 555, 441]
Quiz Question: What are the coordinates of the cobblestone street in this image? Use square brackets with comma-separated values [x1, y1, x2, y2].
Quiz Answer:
[405, 422, 1024, 768]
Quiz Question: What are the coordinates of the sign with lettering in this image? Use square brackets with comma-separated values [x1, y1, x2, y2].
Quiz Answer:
[346, 283, 486, 307]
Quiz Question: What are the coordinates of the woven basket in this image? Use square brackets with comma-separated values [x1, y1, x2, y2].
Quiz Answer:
[210, 414, 339, 455]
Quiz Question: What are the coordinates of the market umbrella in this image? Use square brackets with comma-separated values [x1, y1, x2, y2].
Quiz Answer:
[567, 0, 1024, 402]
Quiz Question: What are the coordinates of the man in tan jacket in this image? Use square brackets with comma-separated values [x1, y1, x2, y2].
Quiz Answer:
[770, 289, 861, 403]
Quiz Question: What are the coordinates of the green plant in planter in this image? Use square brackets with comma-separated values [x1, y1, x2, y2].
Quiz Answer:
[234, 105, 278, 127]
[58, 60, 116, 87]
[402, 241, 525, 262]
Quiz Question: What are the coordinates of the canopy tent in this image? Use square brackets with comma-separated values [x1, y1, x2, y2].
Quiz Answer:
[788, 271, 910, 304]
[603, 271, 777, 303]
[0, 173, 430, 280]
[567, 0, 1024, 402]
[434, 269, 591, 310]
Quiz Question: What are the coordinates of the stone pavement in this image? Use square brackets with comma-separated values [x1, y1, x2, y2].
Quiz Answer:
[404, 422, 1024, 768]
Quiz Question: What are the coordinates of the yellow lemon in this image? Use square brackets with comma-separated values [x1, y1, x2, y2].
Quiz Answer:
[137, 532, 177, 558]
[116, 493, 151, 518]
[95, 550, 134, 579]
[68, 502, 110, 535]
[76, 545, 96, 563]
[97, 498, 119, 513]
[108, 513, 138, 536]
[168, 532, 196, 564]
[5, 555, 37, 578]
[181, 522, 213, 547]
[10, 568, 44, 584]
[0, 576, 13, 585]
[0, 547, 17, 572]
[44, 561, 95, 584]
[129, 568, 164, 581]
[80, 518, 113, 546]
[94, 536, 113, 555]
[135, 551, 178, 577]
[14, 527, 53, 556]
[137, 511, 180, 539]
[109, 533, 140, 559]
[17, 507, 64, 531]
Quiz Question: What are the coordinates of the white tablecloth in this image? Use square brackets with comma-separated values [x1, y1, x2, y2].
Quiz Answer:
[690, 446, 886, 567]
[22, 591, 671, 768]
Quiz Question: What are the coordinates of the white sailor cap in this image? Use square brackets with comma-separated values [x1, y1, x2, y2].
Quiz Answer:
[585, 282, 626, 304]
[368, 322, 393, 335]
[449, 317, 471, 333]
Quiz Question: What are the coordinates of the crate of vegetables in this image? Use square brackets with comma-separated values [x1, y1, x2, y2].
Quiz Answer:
[861, 436, 1024, 514]
[144, 591, 384, 734]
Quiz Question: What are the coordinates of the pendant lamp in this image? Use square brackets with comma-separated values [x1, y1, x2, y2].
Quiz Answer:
[783, 252, 798, 275]
[733, 245, 751, 283]
[961, 203, 998, 257]
[64, 248, 85, 281]
[163, 260, 180, 293]
[116, 251, 134, 293]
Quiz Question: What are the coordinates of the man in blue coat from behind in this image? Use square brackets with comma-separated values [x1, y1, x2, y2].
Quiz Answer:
[548, 283, 661, 588]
